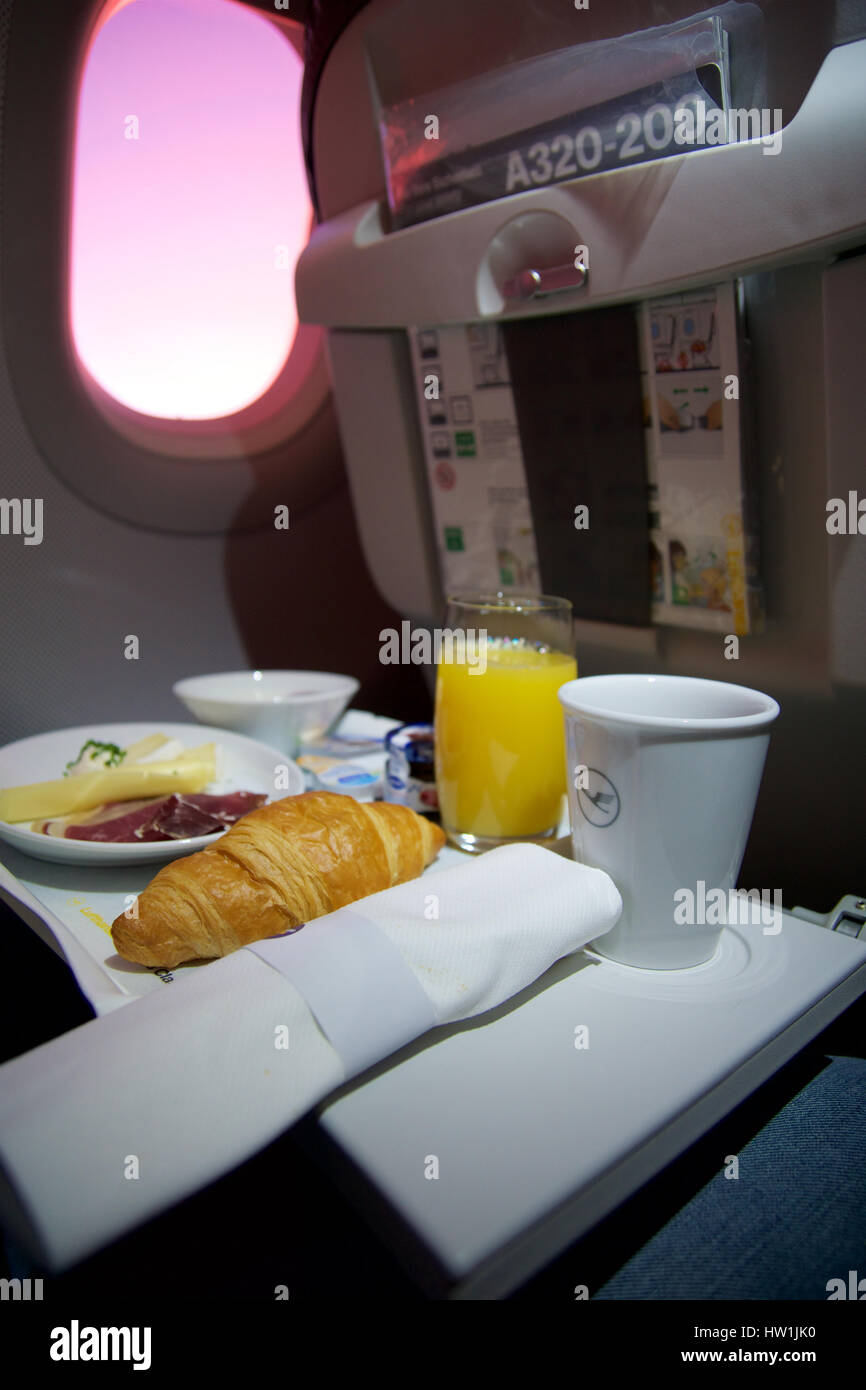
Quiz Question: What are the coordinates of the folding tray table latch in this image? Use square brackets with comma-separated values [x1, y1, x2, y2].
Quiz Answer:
[791, 894, 866, 939]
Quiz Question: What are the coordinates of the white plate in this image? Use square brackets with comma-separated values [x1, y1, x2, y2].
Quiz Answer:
[0, 722, 303, 866]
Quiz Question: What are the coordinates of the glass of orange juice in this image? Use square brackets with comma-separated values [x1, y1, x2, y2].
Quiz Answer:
[434, 593, 576, 853]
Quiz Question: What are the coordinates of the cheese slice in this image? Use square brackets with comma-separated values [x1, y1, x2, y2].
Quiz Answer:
[122, 733, 171, 764]
[0, 745, 216, 823]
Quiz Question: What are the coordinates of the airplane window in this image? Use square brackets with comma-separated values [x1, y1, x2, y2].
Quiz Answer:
[70, 0, 311, 422]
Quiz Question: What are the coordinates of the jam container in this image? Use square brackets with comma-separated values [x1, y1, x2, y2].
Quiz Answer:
[384, 723, 439, 815]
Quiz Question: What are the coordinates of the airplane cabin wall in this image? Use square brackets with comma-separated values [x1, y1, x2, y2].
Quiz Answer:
[0, 0, 429, 749]
[302, 0, 866, 914]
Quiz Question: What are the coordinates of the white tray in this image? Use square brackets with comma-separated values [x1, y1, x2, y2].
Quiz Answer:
[309, 899, 866, 1298]
[3, 721, 863, 1300]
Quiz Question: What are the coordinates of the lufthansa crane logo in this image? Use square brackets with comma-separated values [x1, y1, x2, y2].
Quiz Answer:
[577, 769, 621, 828]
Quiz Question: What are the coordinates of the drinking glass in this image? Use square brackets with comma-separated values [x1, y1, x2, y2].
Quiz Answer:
[434, 593, 576, 853]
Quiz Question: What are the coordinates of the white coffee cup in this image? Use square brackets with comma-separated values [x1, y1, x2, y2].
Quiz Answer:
[558, 675, 780, 970]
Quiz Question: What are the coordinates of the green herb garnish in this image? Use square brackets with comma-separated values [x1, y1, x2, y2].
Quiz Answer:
[63, 739, 127, 776]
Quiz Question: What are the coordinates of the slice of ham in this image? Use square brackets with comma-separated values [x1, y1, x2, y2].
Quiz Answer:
[36, 798, 166, 839]
[36, 791, 267, 842]
[134, 792, 267, 842]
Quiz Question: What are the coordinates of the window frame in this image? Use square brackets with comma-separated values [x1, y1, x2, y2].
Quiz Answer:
[1, 0, 342, 535]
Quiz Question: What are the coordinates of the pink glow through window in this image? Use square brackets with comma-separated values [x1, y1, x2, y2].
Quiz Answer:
[70, 0, 310, 421]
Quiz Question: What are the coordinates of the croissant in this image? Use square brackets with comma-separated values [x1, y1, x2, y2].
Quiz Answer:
[111, 790, 446, 968]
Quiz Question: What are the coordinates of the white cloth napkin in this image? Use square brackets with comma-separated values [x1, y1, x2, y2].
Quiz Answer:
[0, 843, 620, 1272]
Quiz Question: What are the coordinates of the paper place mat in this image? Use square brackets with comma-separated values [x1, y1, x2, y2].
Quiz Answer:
[0, 695, 570, 1017]
[0, 830, 471, 1015]
[0, 844, 198, 1011]
[0, 710, 393, 1011]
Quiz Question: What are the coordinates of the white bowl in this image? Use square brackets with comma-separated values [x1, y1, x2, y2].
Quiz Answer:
[173, 670, 359, 755]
